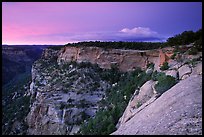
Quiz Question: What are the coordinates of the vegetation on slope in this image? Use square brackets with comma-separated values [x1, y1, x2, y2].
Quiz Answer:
[151, 71, 177, 95]
[167, 29, 202, 55]
[2, 73, 31, 135]
[166, 29, 202, 46]
[47, 41, 164, 50]
[78, 67, 152, 135]
[77, 61, 178, 135]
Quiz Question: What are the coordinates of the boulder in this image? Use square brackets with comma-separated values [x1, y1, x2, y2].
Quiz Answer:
[69, 125, 80, 135]
[168, 60, 180, 69]
[130, 80, 155, 107]
[178, 64, 192, 80]
[117, 80, 156, 128]
[165, 69, 178, 79]
[191, 62, 202, 76]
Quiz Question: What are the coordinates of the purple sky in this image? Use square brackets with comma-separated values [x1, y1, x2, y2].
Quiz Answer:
[2, 2, 202, 45]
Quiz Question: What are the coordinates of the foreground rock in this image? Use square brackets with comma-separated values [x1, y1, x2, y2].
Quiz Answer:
[112, 74, 202, 135]
[116, 80, 156, 128]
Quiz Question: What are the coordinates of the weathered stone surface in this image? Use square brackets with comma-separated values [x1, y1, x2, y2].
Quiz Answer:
[191, 62, 202, 76]
[165, 69, 178, 79]
[112, 75, 202, 135]
[168, 60, 182, 70]
[117, 80, 156, 128]
[57, 46, 161, 72]
[178, 64, 192, 80]
[26, 53, 110, 135]
[159, 47, 174, 66]
[133, 80, 155, 105]
[70, 125, 80, 135]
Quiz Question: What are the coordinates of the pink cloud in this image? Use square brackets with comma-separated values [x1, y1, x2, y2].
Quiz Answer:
[120, 27, 158, 36]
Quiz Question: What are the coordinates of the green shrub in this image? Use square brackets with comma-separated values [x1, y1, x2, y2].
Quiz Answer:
[47, 45, 64, 50]
[170, 52, 177, 59]
[155, 75, 176, 94]
[100, 64, 121, 84]
[188, 46, 198, 55]
[79, 69, 151, 135]
[151, 70, 158, 81]
[79, 109, 116, 135]
[2, 72, 31, 135]
[137, 72, 151, 87]
[147, 62, 155, 69]
[160, 62, 169, 70]
[78, 62, 92, 68]
[91, 82, 100, 90]
[193, 37, 202, 50]
[60, 102, 66, 109]
[151, 71, 166, 81]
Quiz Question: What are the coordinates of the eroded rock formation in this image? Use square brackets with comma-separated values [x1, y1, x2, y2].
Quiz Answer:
[57, 46, 162, 72]
[25, 49, 110, 135]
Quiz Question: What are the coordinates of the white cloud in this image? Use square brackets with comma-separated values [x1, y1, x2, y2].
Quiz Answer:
[120, 27, 158, 37]
[24, 27, 165, 44]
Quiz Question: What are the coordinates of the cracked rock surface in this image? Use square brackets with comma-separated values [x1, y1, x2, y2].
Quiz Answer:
[112, 74, 202, 135]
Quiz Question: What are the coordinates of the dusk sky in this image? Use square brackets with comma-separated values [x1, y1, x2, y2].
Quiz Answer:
[2, 2, 202, 45]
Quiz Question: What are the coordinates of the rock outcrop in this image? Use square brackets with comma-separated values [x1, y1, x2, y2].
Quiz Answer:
[159, 47, 174, 66]
[25, 49, 110, 135]
[57, 46, 162, 72]
[112, 74, 202, 135]
[116, 80, 157, 128]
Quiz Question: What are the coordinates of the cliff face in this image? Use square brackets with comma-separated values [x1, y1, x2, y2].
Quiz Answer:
[57, 46, 162, 72]
[26, 48, 110, 135]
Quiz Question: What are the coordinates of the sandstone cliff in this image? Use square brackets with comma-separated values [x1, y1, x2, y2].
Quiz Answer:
[57, 46, 162, 72]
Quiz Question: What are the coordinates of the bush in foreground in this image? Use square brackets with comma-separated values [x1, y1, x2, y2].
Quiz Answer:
[160, 62, 169, 71]
[155, 75, 176, 94]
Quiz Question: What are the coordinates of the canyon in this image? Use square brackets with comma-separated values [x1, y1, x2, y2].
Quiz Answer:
[2, 43, 202, 135]
[25, 46, 172, 135]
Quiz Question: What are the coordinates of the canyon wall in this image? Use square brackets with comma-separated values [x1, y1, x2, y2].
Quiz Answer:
[25, 45, 176, 135]
[25, 48, 111, 135]
[56, 46, 164, 72]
